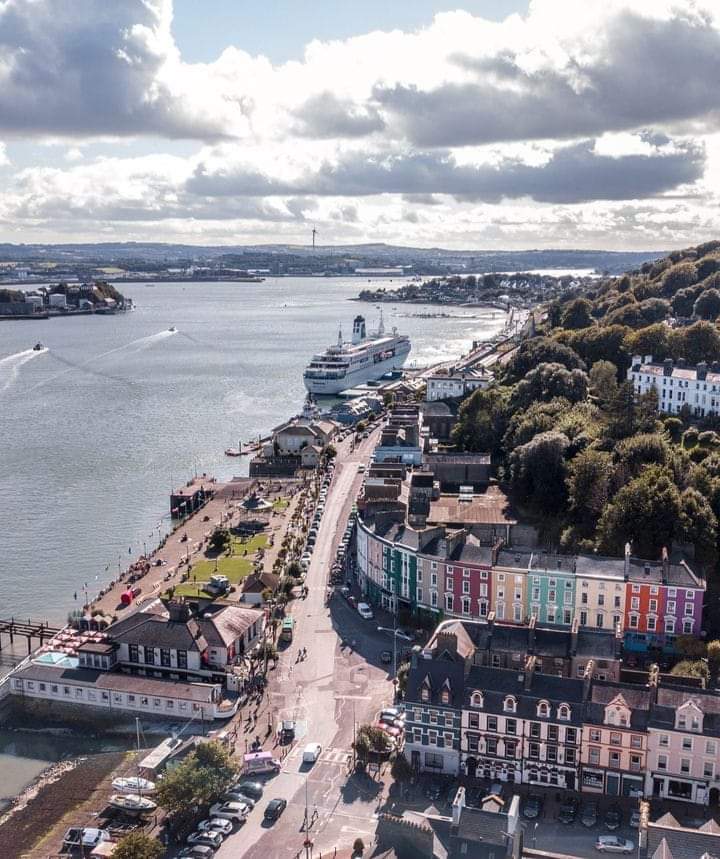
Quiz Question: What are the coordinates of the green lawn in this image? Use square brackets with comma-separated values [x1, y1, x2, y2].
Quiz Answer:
[272, 498, 289, 511]
[232, 533, 269, 553]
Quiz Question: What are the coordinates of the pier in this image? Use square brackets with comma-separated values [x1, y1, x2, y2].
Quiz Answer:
[0, 618, 63, 654]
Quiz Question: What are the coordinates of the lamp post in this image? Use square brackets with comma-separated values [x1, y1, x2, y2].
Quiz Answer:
[377, 620, 403, 702]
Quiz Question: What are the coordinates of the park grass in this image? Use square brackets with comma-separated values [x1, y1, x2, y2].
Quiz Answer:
[272, 498, 289, 511]
[231, 533, 269, 553]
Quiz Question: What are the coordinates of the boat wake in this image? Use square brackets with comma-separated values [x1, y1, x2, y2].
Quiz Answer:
[0, 348, 47, 392]
[25, 330, 178, 392]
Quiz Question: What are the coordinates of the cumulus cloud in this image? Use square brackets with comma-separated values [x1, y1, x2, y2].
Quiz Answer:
[292, 92, 385, 139]
[185, 138, 704, 204]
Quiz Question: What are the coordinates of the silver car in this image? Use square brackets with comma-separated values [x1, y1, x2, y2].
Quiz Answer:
[595, 835, 634, 854]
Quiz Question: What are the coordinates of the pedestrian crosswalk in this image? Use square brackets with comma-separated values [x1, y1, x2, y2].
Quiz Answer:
[284, 745, 352, 766]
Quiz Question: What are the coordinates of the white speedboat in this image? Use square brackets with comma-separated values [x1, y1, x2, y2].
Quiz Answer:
[109, 793, 157, 814]
[111, 776, 156, 794]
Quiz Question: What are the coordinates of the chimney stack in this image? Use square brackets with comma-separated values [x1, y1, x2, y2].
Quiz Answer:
[661, 547, 669, 584]
[697, 361, 708, 381]
[524, 654, 536, 691]
[583, 659, 595, 699]
[663, 358, 674, 377]
[528, 614, 536, 652]
[624, 543, 631, 578]
[570, 615, 579, 656]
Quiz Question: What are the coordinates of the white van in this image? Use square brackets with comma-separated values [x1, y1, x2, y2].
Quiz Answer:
[357, 602, 374, 620]
[242, 751, 281, 775]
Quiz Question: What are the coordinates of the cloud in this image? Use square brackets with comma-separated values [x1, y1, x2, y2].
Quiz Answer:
[292, 92, 385, 138]
[374, 7, 720, 147]
[186, 138, 704, 204]
[0, 0, 235, 140]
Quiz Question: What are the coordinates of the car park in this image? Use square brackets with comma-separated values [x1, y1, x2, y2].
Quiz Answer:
[188, 831, 223, 849]
[581, 801, 599, 828]
[357, 602, 374, 619]
[197, 819, 233, 838]
[523, 794, 543, 819]
[302, 742, 322, 763]
[604, 805, 622, 830]
[264, 798, 288, 822]
[558, 797, 579, 824]
[595, 835, 634, 853]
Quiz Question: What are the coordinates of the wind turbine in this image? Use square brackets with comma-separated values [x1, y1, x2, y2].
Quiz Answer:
[311, 226, 318, 250]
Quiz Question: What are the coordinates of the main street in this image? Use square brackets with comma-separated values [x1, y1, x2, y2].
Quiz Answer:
[217, 427, 395, 858]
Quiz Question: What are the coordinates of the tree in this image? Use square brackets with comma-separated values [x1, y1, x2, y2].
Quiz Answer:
[209, 527, 231, 553]
[156, 740, 237, 816]
[589, 360, 618, 404]
[354, 724, 391, 765]
[391, 752, 414, 782]
[693, 288, 720, 320]
[616, 433, 669, 474]
[672, 285, 703, 317]
[353, 838, 366, 856]
[566, 325, 629, 370]
[503, 398, 570, 451]
[452, 386, 511, 458]
[112, 833, 164, 859]
[675, 635, 707, 659]
[504, 336, 585, 382]
[661, 261, 697, 296]
[511, 363, 588, 410]
[607, 298, 670, 329]
[561, 298, 594, 329]
[671, 321, 720, 364]
[596, 465, 682, 558]
[606, 381, 638, 440]
[670, 660, 710, 684]
[567, 449, 612, 536]
[510, 431, 570, 514]
[678, 487, 718, 564]
[624, 323, 672, 362]
[707, 640, 720, 681]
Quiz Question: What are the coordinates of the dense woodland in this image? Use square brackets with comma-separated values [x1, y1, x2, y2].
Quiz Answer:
[453, 240, 720, 638]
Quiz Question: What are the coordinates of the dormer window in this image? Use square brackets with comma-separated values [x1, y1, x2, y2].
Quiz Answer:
[471, 691, 483, 708]
[558, 704, 570, 721]
[441, 689, 450, 705]
[503, 696, 517, 713]
[537, 700, 550, 718]
[421, 686, 430, 703]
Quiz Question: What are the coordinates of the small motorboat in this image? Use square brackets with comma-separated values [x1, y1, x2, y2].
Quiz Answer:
[111, 776, 156, 794]
[168, 326, 176, 333]
[33, 342, 44, 351]
[225, 447, 242, 457]
[108, 793, 157, 814]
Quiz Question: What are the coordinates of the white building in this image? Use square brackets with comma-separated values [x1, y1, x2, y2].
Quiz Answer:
[426, 366, 493, 402]
[628, 355, 720, 417]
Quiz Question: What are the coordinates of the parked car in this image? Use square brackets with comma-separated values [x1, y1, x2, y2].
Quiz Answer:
[595, 835, 634, 854]
[187, 831, 223, 850]
[302, 742, 322, 763]
[558, 797, 579, 824]
[357, 602, 374, 620]
[581, 801, 599, 828]
[376, 721, 402, 739]
[234, 780, 264, 800]
[224, 791, 255, 809]
[381, 707, 404, 719]
[523, 794, 543, 819]
[178, 847, 215, 859]
[209, 802, 249, 822]
[197, 819, 233, 838]
[604, 805, 623, 831]
[629, 809, 641, 829]
[347, 596, 357, 609]
[264, 798, 288, 822]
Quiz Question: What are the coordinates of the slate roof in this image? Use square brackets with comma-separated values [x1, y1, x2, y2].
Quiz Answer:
[452, 805, 508, 851]
[463, 665, 586, 724]
[574, 555, 626, 581]
[405, 653, 466, 709]
[647, 817, 720, 859]
[13, 662, 218, 702]
[649, 685, 720, 736]
[107, 611, 208, 652]
[585, 681, 654, 729]
[197, 605, 263, 648]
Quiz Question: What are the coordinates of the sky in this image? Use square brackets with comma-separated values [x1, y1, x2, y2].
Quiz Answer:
[0, 0, 718, 250]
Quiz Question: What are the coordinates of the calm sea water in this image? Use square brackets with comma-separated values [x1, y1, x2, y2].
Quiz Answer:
[0, 278, 507, 627]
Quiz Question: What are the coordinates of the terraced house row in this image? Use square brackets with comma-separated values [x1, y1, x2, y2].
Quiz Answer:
[404, 623, 720, 806]
[356, 466, 705, 654]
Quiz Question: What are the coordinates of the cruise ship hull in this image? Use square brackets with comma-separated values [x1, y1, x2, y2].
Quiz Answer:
[304, 344, 411, 395]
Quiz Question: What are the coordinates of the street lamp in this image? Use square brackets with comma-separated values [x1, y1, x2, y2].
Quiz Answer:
[377, 619, 402, 701]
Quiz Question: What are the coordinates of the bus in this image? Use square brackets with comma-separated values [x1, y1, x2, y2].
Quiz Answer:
[280, 616, 295, 642]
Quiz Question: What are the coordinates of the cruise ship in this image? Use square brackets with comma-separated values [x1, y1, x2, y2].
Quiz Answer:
[303, 314, 411, 395]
